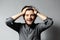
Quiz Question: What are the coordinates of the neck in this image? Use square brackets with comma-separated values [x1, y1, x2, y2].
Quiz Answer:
[25, 23, 34, 27]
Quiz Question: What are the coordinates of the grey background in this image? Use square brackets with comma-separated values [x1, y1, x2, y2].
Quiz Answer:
[0, 0, 60, 40]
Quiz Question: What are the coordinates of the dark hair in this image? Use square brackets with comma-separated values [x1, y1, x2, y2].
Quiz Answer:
[21, 5, 34, 12]
[22, 5, 37, 20]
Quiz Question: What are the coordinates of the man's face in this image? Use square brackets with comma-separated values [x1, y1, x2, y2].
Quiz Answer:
[24, 10, 36, 26]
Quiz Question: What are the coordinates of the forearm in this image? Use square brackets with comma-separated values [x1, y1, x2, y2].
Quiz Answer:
[38, 17, 53, 32]
[12, 7, 29, 20]
[37, 14, 53, 31]
[11, 12, 23, 20]
[37, 12, 47, 20]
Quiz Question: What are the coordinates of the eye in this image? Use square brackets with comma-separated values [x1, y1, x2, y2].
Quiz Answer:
[31, 14, 35, 16]
[25, 14, 29, 16]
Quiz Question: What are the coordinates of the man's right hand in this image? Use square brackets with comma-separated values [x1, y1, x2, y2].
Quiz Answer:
[21, 7, 29, 16]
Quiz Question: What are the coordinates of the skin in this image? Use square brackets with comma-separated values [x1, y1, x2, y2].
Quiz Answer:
[24, 10, 36, 26]
[11, 7, 47, 26]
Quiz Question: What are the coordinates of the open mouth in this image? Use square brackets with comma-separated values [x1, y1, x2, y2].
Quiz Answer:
[27, 20, 32, 22]
[27, 20, 33, 22]
[25, 20, 34, 25]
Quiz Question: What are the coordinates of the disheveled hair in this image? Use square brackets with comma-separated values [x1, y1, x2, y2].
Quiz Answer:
[21, 5, 34, 12]
[21, 5, 37, 20]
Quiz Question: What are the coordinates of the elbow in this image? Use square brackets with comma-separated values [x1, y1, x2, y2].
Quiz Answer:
[45, 17, 54, 27]
[5, 18, 14, 26]
[5, 19, 11, 26]
[47, 18, 54, 27]
[50, 19, 54, 26]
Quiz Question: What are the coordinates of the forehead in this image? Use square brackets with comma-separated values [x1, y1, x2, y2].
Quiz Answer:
[25, 10, 34, 14]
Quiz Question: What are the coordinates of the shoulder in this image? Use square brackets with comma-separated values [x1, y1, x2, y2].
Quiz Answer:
[34, 23, 41, 29]
[34, 23, 44, 30]
[14, 22, 25, 26]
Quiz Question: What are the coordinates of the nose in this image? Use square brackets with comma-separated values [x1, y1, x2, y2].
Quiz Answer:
[28, 15, 31, 19]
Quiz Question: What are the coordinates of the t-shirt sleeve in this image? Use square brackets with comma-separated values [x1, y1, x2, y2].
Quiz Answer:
[5, 17, 22, 32]
[37, 17, 53, 32]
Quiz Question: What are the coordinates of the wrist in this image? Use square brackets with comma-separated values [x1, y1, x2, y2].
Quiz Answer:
[20, 12, 24, 16]
[37, 12, 40, 16]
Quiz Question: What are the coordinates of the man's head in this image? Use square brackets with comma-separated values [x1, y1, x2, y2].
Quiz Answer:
[21, 6, 37, 26]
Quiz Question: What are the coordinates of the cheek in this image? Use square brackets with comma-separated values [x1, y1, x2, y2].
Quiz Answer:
[31, 16, 36, 20]
[24, 15, 36, 20]
[24, 16, 28, 20]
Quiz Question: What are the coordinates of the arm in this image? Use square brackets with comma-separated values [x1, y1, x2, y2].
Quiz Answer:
[33, 7, 47, 20]
[6, 8, 28, 32]
[37, 12, 47, 21]
[10, 7, 28, 20]
[33, 8, 53, 31]
[37, 12, 53, 31]
[5, 12, 23, 32]
[11, 12, 24, 20]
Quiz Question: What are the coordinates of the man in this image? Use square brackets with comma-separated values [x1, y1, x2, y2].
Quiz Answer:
[6, 5, 53, 40]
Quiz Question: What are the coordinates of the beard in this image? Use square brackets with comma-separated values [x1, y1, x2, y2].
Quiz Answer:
[25, 20, 35, 26]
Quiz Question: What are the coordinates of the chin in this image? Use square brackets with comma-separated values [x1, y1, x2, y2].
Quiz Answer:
[25, 21, 34, 26]
[27, 23, 32, 25]
[26, 22, 33, 26]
